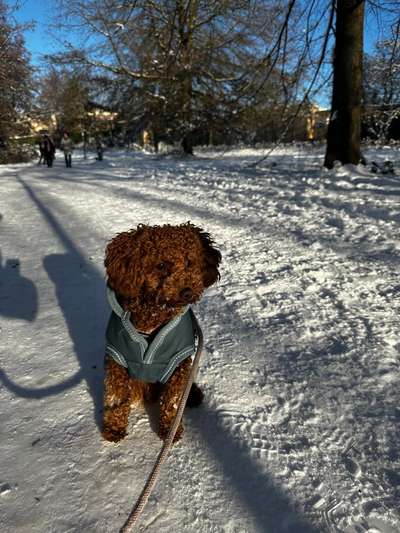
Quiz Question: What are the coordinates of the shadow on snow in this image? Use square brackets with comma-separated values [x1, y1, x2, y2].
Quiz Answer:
[0, 175, 107, 430]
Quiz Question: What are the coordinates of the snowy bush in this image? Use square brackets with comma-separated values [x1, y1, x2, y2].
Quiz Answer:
[0, 143, 36, 164]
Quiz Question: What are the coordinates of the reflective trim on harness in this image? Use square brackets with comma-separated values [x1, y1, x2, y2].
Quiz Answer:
[106, 344, 128, 368]
[159, 347, 194, 383]
[144, 309, 188, 365]
[107, 287, 147, 356]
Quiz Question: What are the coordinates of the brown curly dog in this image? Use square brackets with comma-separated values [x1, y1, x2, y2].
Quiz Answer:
[102, 223, 221, 443]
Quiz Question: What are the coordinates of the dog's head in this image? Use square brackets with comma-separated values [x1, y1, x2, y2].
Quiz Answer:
[105, 223, 221, 332]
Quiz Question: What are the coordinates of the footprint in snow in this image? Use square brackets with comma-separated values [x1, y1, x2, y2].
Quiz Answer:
[322, 497, 343, 532]
[384, 469, 400, 488]
[249, 429, 270, 458]
[342, 455, 362, 478]
[341, 439, 362, 478]
[0, 482, 18, 496]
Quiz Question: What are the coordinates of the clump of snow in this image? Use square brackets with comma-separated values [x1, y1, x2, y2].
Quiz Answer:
[0, 143, 399, 532]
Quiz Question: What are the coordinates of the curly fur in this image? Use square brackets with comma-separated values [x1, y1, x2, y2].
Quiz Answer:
[102, 223, 221, 443]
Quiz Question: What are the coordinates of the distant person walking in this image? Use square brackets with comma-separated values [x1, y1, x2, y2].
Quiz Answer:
[37, 138, 46, 165]
[95, 138, 104, 161]
[60, 132, 74, 168]
[42, 135, 55, 167]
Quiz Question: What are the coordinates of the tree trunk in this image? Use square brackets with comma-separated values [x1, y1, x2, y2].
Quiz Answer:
[181, 135, 193, 155]
[177, 0, 196, 155]
[324, 0, 365, 169]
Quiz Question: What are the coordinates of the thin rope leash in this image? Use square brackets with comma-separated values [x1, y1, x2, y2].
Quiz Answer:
[120, 312, 204, 533]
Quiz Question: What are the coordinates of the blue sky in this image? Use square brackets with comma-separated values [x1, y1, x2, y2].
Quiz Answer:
[13, 0, 389, 65]
[12, 0, 58, 65]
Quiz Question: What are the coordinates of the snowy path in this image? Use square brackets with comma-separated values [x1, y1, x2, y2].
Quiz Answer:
[1, 146, 400, 532]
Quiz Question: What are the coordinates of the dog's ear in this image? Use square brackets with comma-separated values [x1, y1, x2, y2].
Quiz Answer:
[190, 225, 221, 288]
[104, 229, 143, 297]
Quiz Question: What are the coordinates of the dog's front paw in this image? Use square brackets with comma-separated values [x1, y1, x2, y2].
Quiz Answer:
[102, 427, 127, 443]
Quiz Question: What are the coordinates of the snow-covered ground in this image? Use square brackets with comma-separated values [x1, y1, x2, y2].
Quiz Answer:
[1, 144, 400, 533]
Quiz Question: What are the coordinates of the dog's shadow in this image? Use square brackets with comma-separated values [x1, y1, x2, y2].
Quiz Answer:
[187, 404, 319, 532]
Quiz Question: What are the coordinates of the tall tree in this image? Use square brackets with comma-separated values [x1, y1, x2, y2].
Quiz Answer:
[52, 0, 302, 153]
[363, 22, 400, 140]
[324, 0, 365, 168]
[0, 0, 32, 147]
[37, 68, 89, 137]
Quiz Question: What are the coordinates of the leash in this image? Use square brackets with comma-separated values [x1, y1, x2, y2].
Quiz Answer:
[120, 311, 204, 533]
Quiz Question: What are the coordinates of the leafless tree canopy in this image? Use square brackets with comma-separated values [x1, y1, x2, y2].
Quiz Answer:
[2, 0, 399, 159]
[49, 0, 341, 150]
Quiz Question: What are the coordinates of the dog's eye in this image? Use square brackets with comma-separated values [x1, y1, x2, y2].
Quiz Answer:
[185, 259, 192, 268]
[157, 262, 167, 272]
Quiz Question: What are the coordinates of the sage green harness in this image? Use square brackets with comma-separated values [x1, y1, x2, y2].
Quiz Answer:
[105, 288, 196, 383]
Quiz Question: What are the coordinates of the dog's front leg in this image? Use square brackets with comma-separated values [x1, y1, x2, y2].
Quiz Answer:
[102, 357, 132, 443]
[158, 358, 192, 442]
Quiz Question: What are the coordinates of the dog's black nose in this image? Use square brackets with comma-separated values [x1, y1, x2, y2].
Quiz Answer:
[180, 287, 193, 301]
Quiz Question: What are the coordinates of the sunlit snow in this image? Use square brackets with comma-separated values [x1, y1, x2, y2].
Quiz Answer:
[0, 144, 399, 532]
